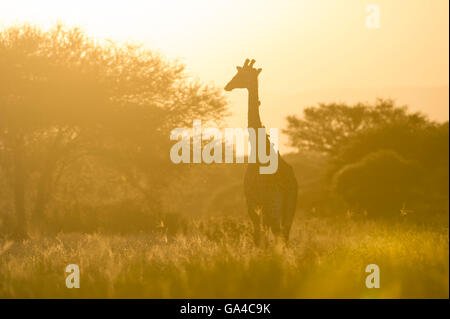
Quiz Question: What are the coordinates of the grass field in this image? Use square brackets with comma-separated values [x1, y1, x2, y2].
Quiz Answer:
[0, 216, 448, 298]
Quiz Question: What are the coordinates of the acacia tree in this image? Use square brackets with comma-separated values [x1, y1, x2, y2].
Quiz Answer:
[0, 24, 227, 237]
[284, 99, 428, 155]
[284, 99, 448, 217]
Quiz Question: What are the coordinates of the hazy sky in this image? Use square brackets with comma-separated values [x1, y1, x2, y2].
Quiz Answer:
[1, 0, 448, 151]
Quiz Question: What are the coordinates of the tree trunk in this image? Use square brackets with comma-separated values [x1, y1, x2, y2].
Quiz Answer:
[13, 136, 27, 238]
[33, 130, 65, 223]
[33, 161, 54, 222]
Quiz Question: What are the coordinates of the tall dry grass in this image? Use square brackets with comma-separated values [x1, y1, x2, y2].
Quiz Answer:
[0, 216, 448, 298]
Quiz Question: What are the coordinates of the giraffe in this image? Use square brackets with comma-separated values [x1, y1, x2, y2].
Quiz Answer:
[224, 58, 298, 245]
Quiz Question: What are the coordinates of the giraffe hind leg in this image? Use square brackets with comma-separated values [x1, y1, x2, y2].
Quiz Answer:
[282, 190, 297, 242]
[263, 190, 284, 238]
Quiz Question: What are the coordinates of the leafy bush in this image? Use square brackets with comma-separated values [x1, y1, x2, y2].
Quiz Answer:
[332, 150, 422, 218]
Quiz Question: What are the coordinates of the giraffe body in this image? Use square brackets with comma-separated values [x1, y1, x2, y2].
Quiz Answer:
[245, 156, 297, 243]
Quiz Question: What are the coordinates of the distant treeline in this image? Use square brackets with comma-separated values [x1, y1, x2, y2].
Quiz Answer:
[0, 25, 448, 237]
[284, 100, 448, 222]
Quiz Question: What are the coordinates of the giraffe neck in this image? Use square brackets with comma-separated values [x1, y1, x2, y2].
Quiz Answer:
[247, 83, 262, 129]
[247, 83, 266, 166]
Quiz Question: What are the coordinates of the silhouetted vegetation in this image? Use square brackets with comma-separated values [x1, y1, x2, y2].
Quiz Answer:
[0, 25, 448, 238]
[285, 99, 449, 221]
[0, 24, 226, 237]
[0, 24, 448, 299]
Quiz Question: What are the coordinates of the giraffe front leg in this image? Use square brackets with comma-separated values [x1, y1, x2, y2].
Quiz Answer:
[247, 204, 263, 246]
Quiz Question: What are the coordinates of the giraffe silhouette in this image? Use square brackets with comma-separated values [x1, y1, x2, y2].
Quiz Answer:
[225, 58, 298, 245]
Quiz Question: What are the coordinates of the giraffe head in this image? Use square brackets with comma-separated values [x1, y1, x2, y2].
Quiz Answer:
[224, 58, 262, 91]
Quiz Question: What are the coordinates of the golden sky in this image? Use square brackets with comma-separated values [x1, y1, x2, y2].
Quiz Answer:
[1, 0, 448, 151]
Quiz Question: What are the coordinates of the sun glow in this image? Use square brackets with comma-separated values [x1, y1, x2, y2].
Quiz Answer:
[1, 0, 448, 152]
[1, 1, 238, 49]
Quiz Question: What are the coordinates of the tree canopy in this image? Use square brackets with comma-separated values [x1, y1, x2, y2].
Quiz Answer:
[284, 99, 429, 155]
[0, 24, 227, 236]
[284, 99, 448, 219]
